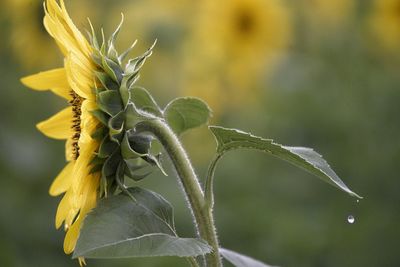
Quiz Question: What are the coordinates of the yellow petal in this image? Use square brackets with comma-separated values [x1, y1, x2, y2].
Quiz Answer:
[81, 99, 99, 132]
[65, 138, 74, 161]
[78, 257, 86, 266]
[21, 68, 70, 99]
[70, 140, 96, 196]
[49, 162, 74, 196]
[59, 0, 93, 55]
[63, 173, 100, 254]
[37, 107, 72, 139]
[44, 0, 92, 62]
[55, 191, 72, 229]
[80, 173, 100, 214]
[63, 215, 82, 254]
[65, 53, 93, 99]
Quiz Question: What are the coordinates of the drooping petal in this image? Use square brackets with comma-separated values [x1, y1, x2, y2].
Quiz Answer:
[49, 162, 74, 196]
[55, 190, 74, 229]
[63, 215, 82, 254]
[36, 107, 72, 139]
[21, 68, 70, 99]
[63, 173, 100, 254]
[70, 137, 98, 200]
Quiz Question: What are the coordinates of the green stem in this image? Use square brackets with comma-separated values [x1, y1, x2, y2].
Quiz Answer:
[137, 119, 222, 267]
[204, 154, 222, 211]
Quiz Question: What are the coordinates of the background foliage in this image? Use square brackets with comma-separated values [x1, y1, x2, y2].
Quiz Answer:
[0, 0, 399, 266]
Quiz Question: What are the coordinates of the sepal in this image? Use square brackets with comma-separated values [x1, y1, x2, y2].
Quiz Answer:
[95, 71, 119, 91]
[129, 86, 163, 116]
[108, 111, 125, 142]
[90, 110, 109, 126]
[101, 56, 123, 83]
[121, 131, 147, 159]
[97, 90, 123, 116]
[98, 135, 119, 158]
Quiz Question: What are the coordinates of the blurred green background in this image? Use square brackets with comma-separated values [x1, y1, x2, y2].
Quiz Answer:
[1, 0, 399, 266]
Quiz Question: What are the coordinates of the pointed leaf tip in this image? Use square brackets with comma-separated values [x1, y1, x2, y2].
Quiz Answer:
[209, 126, 362, 198]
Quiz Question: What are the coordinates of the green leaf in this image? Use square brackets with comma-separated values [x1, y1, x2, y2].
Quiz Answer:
[220, 248, 276, 267]
[130, 86, 162, 116]
[74, 187, 211, 259]
[209, 126, 361, 198]
[164, 97, 212, 135]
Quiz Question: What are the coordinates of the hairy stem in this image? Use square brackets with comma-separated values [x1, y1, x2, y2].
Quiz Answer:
[187, 257, 201, 267]
[137, 119, 222, 267]
[204, 154, 222, 211]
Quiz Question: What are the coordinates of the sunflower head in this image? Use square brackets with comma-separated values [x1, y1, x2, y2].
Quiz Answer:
[368, 0, 400, 53]
[21, 0, 163, 264]
[182, 0, 291, 115]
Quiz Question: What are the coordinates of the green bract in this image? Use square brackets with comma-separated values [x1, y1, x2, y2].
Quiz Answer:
[87, 19, 165, 197]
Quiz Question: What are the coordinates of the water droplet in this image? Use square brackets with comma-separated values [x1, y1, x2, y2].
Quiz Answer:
[356, 199, 360, 203]
[347, 215, 355, 224]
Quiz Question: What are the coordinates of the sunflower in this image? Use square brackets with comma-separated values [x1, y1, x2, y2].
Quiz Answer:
[20, 0, 161, 264]
[368, 0, 400, 53]
[21, 0, 101, 263]
[182, 0, 291, 115]
[4, 0, 60, 69]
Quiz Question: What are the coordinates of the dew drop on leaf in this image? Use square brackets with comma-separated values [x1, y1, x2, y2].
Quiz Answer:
[347, 215, 355, 224]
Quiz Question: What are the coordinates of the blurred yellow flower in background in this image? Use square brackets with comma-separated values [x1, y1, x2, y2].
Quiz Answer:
[368, 0, 400, 53]
[107, 0, 192, 101]
[4, 0, 59, 69]
[182, 0, 291, 115]
[4, 0, 98, 70]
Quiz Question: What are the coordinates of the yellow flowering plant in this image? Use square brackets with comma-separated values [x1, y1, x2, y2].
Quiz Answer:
[21, 1, 361, 266]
